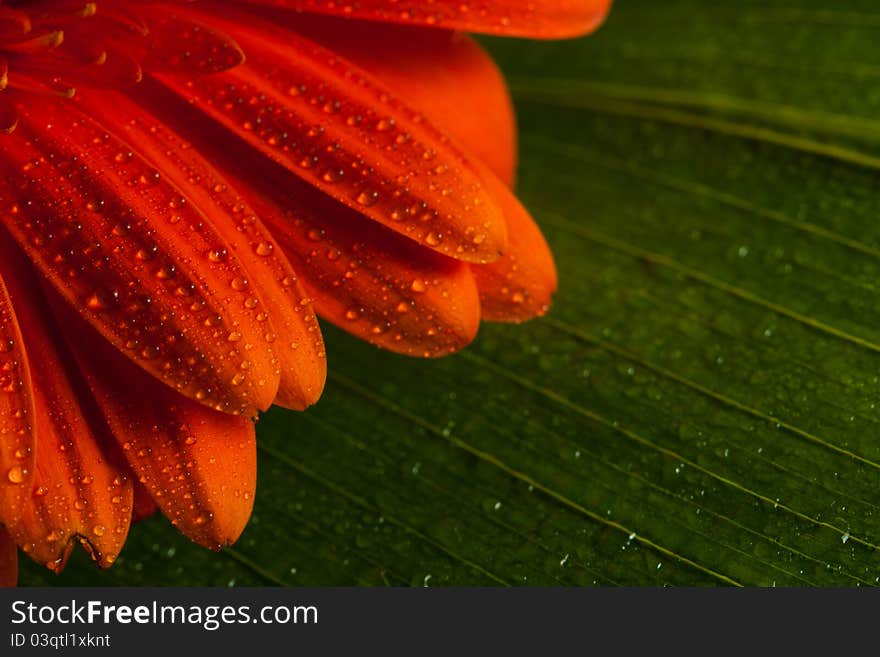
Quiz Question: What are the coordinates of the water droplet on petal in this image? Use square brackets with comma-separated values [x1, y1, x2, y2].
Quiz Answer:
[6, 465, 24, 484]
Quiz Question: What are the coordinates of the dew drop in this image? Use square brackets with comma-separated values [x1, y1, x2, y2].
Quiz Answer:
[6, 465, 24, 484]
[254, 242, 274, 257]
[356, 190, 379, 207]
[207, 248, 227, 263]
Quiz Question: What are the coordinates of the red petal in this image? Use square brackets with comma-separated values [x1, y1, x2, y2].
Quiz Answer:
[472, 173, 558, 321]
[286, 17, 558, 322]
[0, 253, 36, 530]
[246, 177, 482, 357]
[139, 7, 246, 74]
[290, 17, 517, 185]
[75, 91, 327, 411]
[138, 92, 481, 357]
[242, 0, 612, 38]
[0, 525, 16, 587]
[57, 304, 257, 550]
[0, 99, 282, 416]
[271, 15, 557, 321]
[41, 4, 244, 80]
[152, 10, 508, 264]
[0, 231, 133, 572]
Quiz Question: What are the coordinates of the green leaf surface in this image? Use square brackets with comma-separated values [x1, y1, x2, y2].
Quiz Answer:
[21, 0, 880, 587]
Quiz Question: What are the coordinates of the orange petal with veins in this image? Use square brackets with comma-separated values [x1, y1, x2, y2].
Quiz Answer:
[471, 173, 558, 322]
[76, 90, 327, 411]
[0, 230, 133, 573]
[0, 261, 35, 529]
[246, 178, 482, 357]
[283, 16, 557, 321]
[0, 99, 283, 416]
[56, 302, 257, 550]
[290, 17, 517, 186]
[245, 0, 612, 38]
[136, 89, 481, 357]
[153, 9, 507, 264]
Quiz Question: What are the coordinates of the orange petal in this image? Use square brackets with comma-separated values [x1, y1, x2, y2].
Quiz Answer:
[0, 230, 133, 572]
[0, 525, 16, 587]
[76, 90, 327, 411]
[247, 177, 482, 358]
[242, 0, 612, 38]
[139, 7, 246, 74]
[288, 16, 517, 185]
[132, 482, 159, 523]
[278, 15, 557, 321]
[137, 93, 481, 357]
[56, 302, 257, 550]
[0, 98, 282, 416]
[152, 9, 508, 264]
[0, 257, 36, 529]
[471, 172, 558, 322]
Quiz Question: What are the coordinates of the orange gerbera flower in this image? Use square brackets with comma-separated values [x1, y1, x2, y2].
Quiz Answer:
[0, 0, 610, 586]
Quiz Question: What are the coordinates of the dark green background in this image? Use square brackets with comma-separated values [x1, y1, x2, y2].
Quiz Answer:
[23, 0, 880, 586]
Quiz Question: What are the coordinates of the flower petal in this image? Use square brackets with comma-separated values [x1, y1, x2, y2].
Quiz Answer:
[0, 257, 36, 530]
[132, 482, 159, 523]
[0, 525, 16, 587]
[242, 0, 612, 38]
[76, 91, 327, 411]
[0, 99, 283, 416]
[280, 15, 558, 321]
[0, 231, 133, 572]
[245, 176, 482, 357]
[152, 10, 508, 264]
[289, 16, 517, 185]
[136, 92, 481, 357]
[289, 22, 558, 322]
[471, 173, 559, 322]
[57, 305, 257, 550]
[139, 6, 246, 75]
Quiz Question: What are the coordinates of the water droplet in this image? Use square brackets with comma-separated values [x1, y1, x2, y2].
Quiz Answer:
[207, 248, 227, 263]
[254, 242, 274, 257]
[356, 190, 379, 207]
[6, 465, 24, 484]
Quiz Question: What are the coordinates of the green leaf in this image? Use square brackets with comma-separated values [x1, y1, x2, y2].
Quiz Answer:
[21, 0, 880, 586]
